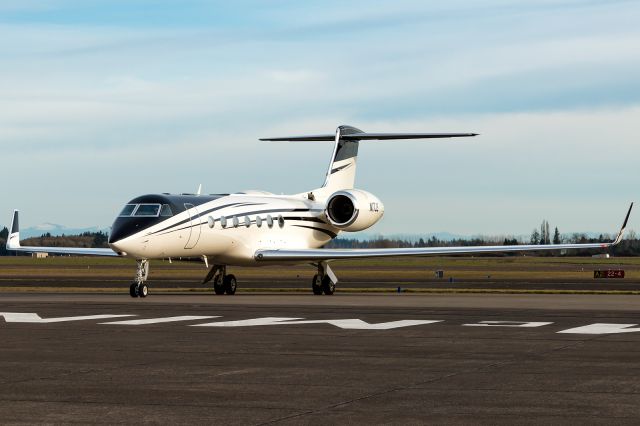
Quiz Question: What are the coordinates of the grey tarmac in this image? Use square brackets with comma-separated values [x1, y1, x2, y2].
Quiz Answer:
[1, 292, 640, 425]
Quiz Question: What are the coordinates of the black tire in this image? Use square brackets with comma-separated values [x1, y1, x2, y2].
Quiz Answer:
[129, 283, 139, 298]
[322, 276, 335, 295]
[311, 274, 323, 295]
[213, 275, 225, 295]
[224, 274, 237, 295]
[138, 284, 148, 298]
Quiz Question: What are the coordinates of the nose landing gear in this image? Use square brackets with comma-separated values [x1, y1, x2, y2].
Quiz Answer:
[130, 259, 150, 298]
[203, 265, 237, 295]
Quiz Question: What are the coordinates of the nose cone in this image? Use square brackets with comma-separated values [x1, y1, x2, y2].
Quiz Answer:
[108, 216, 159, 244]
[108, 218, 138, 244]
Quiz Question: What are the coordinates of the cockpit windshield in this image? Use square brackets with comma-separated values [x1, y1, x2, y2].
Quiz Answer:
[134, 204, 161, 217]
[119, 203, 173, 218]
[119, 204, 137, 217]
[160, 204, 173, 217]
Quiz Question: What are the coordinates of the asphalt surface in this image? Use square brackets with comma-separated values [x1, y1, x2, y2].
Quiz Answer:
[2, 293, 640, 424]
[2, 275, 640, 291]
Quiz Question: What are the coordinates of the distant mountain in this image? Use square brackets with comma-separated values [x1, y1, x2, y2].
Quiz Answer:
[20, 223, 110, 239]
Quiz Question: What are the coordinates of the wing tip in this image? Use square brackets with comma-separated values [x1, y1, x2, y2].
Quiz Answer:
[613, 202, 634, 245]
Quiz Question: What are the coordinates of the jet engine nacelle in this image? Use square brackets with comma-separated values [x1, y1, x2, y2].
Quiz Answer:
[325, 189, 384, 232]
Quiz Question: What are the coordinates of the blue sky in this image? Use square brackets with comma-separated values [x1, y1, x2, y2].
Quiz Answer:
[1, 0, 639, 236]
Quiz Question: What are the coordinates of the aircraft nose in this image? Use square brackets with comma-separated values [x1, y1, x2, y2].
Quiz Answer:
[108, 240, 124, 254]
[109, 217, 145, 244]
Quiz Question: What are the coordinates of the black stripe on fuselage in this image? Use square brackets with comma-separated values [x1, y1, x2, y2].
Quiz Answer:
[148, 202, 268, 236]
[282, 216, 327, 224]
[292, 224, 338, 238]
[151, 207, 317, 237]
[148, 202, 247, 236]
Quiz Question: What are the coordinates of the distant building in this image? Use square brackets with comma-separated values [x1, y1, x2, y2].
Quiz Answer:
[32, 252, 48, 258]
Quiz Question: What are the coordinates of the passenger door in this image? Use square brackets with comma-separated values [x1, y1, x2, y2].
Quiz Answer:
[184, 203, 201, 249]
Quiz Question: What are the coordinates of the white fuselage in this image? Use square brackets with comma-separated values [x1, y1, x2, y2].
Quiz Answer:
[109, 193, 339, 265]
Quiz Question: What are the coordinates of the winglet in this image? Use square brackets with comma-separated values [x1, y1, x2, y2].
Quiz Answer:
[613, 202, 633, 245]
[7, 210, 21, 250]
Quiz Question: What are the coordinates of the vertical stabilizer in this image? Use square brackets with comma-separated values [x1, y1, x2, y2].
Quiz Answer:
[321, 125, 361, 193]
[7, 210, 21, 249]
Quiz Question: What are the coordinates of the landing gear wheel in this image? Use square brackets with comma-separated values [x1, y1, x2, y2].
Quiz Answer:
[138, 283, 148, 298]
[311, 274, 323, 295]
[322, 276, 335, 295]
[224, 274, 237, 295]
[213, 274, 225, 295]
[129, 283, 139, 298]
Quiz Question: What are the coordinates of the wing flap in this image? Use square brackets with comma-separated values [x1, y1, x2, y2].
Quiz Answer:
[255, 242, 611, 262]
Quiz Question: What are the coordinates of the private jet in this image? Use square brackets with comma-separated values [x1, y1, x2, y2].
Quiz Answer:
[6, 125, 633, 297]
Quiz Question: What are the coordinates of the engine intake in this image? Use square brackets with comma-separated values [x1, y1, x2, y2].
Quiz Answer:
[327, 194, 357, 225]
[325, 190, 384, 232]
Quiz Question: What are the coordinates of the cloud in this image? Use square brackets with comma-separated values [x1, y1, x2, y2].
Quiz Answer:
[0, 1, 639, 233]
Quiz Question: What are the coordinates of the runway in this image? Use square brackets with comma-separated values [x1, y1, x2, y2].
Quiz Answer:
[2, 293, 640, 424]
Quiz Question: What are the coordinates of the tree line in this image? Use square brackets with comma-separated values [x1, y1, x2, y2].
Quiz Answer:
[326, 219, 640, 256]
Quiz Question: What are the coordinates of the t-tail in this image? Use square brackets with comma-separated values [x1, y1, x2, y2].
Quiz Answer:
[321, 125, 362, 193]
[261, 125, 477, 196]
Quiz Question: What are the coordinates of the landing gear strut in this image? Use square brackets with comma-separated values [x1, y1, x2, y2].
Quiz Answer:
[130, 259, 149, 298]
[203, 265, 237, 295]
[312, 262, 337, 295]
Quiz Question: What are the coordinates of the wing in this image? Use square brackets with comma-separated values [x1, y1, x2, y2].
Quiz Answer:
[255, 204, 633, 262]
[5, 210, 120, 257]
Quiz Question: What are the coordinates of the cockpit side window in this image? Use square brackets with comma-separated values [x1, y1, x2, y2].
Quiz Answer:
[119, 204, 137, 217]
[160, 204, 173, 217]
[133, 204, 161, 217]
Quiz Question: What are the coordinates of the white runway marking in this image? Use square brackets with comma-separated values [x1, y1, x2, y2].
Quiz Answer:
[464, 321, 553, 328]
[3, 312, 640, 335]
[0, 313, 134, 323]
[193, 317, 303, 327]
[194, 317, 442, 330]
[557, 323, 640, 335]
[100, 315, 219, 325]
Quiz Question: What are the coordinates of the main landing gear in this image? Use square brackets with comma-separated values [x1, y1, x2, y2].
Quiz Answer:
[311, 262, 337, 295]
[130, 259, 149, 298]
[203, 265, 237, 295]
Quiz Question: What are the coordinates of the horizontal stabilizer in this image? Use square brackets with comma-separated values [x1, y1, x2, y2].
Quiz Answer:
[260, 132, 478, 142]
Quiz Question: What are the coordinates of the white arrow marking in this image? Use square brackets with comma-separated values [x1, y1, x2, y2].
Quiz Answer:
[194, 317, 441, 330]
[558, 323, 640, 335]
[101, 315, 219, 325]
[464, 321, 553, 328]
[193, 317, 303, 327]
[293, 319, 442, 330]
[0, 313, 135, 323]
